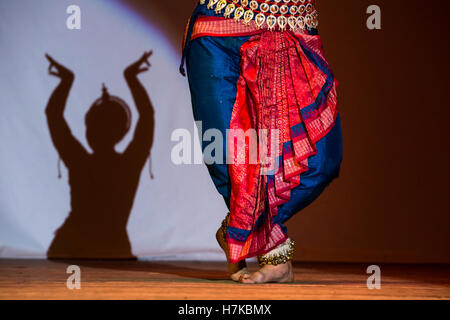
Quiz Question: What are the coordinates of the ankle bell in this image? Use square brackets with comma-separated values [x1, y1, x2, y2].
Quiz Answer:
[257, 238, 295, 267]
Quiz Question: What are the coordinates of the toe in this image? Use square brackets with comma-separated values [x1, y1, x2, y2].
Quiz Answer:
[231, 268, 249, 282]
[239, 271, 264, 284]
[239, 275, 255, 284]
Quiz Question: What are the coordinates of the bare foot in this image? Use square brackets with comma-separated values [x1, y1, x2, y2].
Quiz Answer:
[240, 262, 294, 284]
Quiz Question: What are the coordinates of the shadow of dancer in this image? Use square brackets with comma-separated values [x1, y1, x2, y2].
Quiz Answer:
[45, 52, 154, 259]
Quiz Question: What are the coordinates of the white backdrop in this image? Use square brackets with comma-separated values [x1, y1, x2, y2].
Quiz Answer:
[0, 0, 228, 260]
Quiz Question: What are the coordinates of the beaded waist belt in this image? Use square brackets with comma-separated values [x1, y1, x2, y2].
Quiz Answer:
[199, 0, 318, 31]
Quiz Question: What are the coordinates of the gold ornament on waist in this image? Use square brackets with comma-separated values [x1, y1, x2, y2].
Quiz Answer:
[200, 0, 319, 32]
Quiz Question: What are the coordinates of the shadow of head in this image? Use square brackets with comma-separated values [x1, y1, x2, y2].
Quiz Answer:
[85, 85, 131, 153]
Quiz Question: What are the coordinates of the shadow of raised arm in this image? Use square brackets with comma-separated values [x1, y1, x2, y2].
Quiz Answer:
[45, 54, 88, 167]
[123, 51, 155, 167]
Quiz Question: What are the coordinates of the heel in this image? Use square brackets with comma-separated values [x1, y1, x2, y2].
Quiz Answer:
[216, 214, 247, 277]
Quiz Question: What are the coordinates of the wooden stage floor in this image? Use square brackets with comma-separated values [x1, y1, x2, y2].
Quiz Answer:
[0, 259, 449, 300]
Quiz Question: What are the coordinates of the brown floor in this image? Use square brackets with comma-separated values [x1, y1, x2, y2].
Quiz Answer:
[0, 259, 449, 300]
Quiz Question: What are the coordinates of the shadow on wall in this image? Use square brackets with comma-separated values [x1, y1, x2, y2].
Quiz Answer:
[45, 52, 155, 259]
